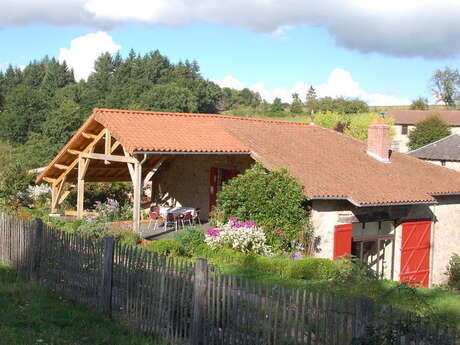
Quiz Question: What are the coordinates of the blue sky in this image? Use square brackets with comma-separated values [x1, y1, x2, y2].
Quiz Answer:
[1, 1, 460, 105]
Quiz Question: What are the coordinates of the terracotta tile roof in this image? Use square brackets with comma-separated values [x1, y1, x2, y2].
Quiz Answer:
[38, 108, 460, 206]
[408, 134, 460, 161]
[94, 108, 250, 153]
[387, 110, 460, 126]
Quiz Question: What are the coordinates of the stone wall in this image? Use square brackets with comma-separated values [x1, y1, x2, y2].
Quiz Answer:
[310, 198, 460, 286]
[151, 154, 254, 220]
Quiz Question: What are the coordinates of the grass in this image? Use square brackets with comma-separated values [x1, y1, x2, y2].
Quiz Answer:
[0, 264, 166, 345]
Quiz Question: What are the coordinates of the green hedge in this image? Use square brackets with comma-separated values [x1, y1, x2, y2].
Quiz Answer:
[147, 239, 184, 257]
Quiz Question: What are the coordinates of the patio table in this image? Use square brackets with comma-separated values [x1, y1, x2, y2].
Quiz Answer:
[159, 206, 197, 218]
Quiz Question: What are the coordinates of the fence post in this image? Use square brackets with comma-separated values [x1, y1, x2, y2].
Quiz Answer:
[353, 296, 376, 340]
[101, 237, 115, 317]
[30, 218, 43, 281]
[191, 258, 208, 345]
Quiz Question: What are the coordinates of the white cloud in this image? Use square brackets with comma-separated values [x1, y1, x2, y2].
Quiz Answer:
[58, 31, 121, 81]
[2, 1, 460, 58]
[216, 69, 410, 106]
[216, 76, 245, 90]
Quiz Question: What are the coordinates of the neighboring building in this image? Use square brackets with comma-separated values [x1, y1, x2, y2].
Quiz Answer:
[387, 110, 460, 153]
[408, 134, 460, 171]
[37, 108, 460, 287]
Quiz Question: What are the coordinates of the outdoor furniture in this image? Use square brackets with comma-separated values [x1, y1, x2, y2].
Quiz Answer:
[159, 206, 199, 230]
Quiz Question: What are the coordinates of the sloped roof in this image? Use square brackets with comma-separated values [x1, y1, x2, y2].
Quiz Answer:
[38, 108, 460, 206]
[387, 110, 460, 126]
[408, 134, 460, 161]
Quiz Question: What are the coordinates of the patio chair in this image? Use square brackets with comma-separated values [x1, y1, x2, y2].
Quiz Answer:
[179, 211, 193, 228]
[147, 206, 164, 232]
[165, 212, 180, 232]
[193, 208, 201, 225]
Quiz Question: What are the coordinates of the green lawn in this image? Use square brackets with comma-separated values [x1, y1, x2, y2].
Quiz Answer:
[0, 264, 165, 345]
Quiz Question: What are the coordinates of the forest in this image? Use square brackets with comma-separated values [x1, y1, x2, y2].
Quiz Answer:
[0, 49, 263, 170]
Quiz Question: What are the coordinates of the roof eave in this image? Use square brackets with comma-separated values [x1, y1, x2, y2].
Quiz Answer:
[311, 196, 437, 207]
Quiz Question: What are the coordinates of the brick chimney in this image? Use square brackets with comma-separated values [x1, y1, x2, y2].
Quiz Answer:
[367, 118, 390, 163]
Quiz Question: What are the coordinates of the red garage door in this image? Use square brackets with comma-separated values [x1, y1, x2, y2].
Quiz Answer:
[400, 220, 431, 287]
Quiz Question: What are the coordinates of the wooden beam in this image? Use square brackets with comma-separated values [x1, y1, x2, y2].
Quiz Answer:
[54, 130, 106, 185]
[67, 149, 83, 155]
[123, 148, 135, 182]
[81, 152, 137, 164]
[110, 141, 121, 153]
[43, 177, 56, 184]
[82, 132, 98, 139]
[58, 190, 71, 205]
[143, 157, 166, 186]
[54, 163, 70, 170]
[104, 129, 111, 165]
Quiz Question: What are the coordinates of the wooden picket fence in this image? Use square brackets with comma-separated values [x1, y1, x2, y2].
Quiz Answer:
[0, 212, 457, 345]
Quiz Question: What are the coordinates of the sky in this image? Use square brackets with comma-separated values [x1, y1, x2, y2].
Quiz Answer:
[1, 1, 460, 105]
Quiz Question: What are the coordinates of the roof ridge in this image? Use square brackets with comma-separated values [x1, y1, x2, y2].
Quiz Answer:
[94, 108, 312, 126]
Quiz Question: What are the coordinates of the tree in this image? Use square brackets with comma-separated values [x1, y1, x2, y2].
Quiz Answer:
[410, 97, 429, 110]
[271, 97, 284, 112]
[290, 93, 303, 114]
[315, 96, 368, 114]
[430, 67, 460, 107]
[305, 86, 318, 114]
[408, 115, 451, 150]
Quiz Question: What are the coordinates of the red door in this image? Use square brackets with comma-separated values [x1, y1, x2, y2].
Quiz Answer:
[400, 220, 431, 287]
[209, 168, 240, 212]
[333, 224, 352, 260]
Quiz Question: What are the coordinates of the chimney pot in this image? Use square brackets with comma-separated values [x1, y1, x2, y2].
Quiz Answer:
[367, 120, 390, 162]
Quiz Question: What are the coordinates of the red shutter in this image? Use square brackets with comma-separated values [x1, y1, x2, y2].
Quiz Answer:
[333, 224, 352, 260]
[209, 167, 218, 213]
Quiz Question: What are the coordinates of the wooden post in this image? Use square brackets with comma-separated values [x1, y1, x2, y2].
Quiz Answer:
[51, 183, 58, 213]
[191, 258, 208, 345]
[101, 237, 115, 317]
[132, 160, 142, 233]
[30, 218, 43, 281]
[77, 156, 86, 218]
[353, 296, 375, 340]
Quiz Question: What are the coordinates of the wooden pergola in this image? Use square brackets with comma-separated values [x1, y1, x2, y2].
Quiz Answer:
[37, 116, 166, 233]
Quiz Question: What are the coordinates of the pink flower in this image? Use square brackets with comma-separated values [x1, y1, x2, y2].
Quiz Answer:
[207, 227, 220, 237]
[275, 229, 284, 236]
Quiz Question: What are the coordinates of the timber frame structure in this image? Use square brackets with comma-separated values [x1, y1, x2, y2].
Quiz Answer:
[37, 110, 168, 233]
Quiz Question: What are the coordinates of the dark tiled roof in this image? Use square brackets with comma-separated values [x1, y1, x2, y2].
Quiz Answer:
[408, 134, 460, 161]
[387, 110, 460, 126]
[37, 108, 460, 206]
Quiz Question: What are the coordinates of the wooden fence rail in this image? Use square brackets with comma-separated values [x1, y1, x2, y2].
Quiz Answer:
[0, 212, 457, 345]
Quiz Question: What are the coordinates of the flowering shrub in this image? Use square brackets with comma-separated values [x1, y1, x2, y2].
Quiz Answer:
[210, 163, 311, 252]
[26, 184, 51, 208]
[93, 198, 119, 220]
[204, 217, 272, 256]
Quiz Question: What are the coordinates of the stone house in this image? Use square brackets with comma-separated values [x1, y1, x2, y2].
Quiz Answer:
[387, 109, 460, 153]
[37, 108, 460, 287]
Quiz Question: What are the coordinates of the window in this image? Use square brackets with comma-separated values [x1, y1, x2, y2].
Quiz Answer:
[351, 221, 396, 280]
[441, 161, 446, 167]
[401, 125, 408, 135]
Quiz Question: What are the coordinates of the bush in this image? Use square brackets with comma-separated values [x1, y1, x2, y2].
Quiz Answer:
[174, 226, 205, 256]
[446, 254, 460, 290]
[314, 112, 394, 141]
[204, 218, 272, 255]
[147, 239, 184, 257]
[211, 163, 309, 252]
[408, 115, 451, 150]
[75, 218, 108, 239]
[109, 228, 142, 246]
[285, 257, 339, 280]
